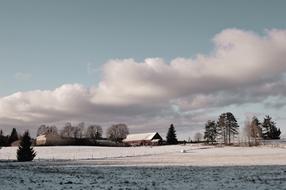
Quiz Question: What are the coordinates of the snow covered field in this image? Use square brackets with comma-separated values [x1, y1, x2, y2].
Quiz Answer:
[1, 144, 286, 166]
[1, 145, 286, 189]
[0, 162, 286, 190]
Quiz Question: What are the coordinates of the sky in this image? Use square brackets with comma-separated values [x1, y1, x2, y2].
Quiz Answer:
[1, 0, 286, 139]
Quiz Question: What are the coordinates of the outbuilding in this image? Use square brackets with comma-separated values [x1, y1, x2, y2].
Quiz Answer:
[123, 132, 163, 146]
[36, 134, 74, 146]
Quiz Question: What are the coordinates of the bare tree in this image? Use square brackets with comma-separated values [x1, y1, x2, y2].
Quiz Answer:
[60, 122, 85, 139]
[250, 116, 262, 145]
[37, 125, 48, 136]
[194, 132, 203, 142]
[86, 125, 103, 140]
[37, 125, 58, 136]
[49, 126, 58, 135]
[244, 116, 262, 146]
[60, 122, 73, 138]
[77, 122, 85, 139]
[106, 124, 129, 142]
[244, 118, 252, 145]
[71, 122, 85, 139]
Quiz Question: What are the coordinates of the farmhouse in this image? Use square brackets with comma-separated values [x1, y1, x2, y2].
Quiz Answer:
[123, 132, 163, 146]
[36, 134, 74, 146]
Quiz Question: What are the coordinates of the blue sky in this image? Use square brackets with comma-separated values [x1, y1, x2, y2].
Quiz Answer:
[1, 0, 286, 138]
[1, 0, 286, 95]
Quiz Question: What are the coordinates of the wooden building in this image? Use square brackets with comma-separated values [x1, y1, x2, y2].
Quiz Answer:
[123, 132, 162, 146]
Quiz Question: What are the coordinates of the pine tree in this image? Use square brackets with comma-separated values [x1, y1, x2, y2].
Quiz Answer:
[0, 129, 4, 147]
[262, 115, 281, 139]
[217, 112, 239, 145]
[17, 131, 36, 162]
[204, 120, 217, 144]
[166, 124, 178, 144]
[8, 128, 19, 145]
[217, 113, 226, 144]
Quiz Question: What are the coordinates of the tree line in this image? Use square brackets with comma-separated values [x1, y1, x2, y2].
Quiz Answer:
[0, 122, 179, 147]
[0, 115, 282, 163]
[37, 122, 180, 145]
[0, 113, 282, 149]
[40, 122, 130, 143]
[0, 122, 130, 147]
[204, 113, 281, 145]
[1, 113, 282, 147]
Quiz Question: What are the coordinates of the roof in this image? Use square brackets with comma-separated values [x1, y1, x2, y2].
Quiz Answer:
[123, 132, 160, 142]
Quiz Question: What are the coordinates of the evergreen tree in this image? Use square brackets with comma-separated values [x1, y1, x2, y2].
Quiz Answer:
[204, 120, 217, 144]
[262, 115, 281, 139]
[8, 128, 19, 145]
[166, 124, 178, 144]
[17, 131, 36, 162]
[217, 113, 226, 143]
[217, 112, 239, 145]
[0, 129, 6, 146]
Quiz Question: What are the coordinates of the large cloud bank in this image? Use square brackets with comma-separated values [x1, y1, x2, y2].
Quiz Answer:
[1, 29, 286, 136]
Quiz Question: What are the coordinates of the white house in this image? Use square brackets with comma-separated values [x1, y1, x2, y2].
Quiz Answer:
[36, 134, 73, 146]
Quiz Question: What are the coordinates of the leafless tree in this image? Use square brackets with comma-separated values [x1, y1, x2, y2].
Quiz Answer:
[250, 116, 262, 145]
[86, 125, 103, 140]
[106, 123, 129, 142]
[60, 122, 73, 138]
[60, 122, 86, 139]
[244, 118, 252, 145]
[244, 116, 262, 146]
[194, 132, 203, 142]
[37, 125, 48, 136]
[71, 122, 85, 139]
[37, 125, 58, 136]
[77, 122, 85, 139]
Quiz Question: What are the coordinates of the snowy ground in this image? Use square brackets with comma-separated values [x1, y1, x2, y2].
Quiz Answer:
[1, 144, 286, 166]
[1, 145, 286, 189]
[0, 162, 286, 190]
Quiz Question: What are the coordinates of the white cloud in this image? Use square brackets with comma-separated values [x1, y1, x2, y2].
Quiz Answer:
[92, 29, 286, 107]
[1, 28, 286, 137]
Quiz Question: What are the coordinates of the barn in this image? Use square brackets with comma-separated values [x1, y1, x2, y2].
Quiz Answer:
[123, 132, 163, 146]
[36, 134, 74, 146]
